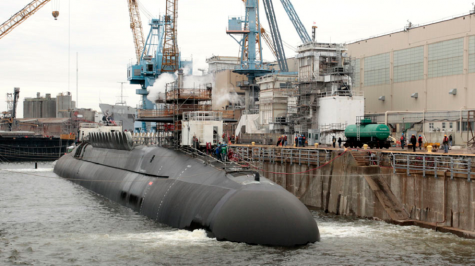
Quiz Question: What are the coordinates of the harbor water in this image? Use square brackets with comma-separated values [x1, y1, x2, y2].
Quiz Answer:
[0, 162, 474, 266]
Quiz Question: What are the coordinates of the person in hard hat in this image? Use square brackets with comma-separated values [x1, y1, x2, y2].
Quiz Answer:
[418, 135, 423, 150]
[216, 143, 221, 160]
[410, 134, 417, 152]
[276, 136, 282, 147]
[222, 143, 228, 161]
[400, 133, 406, 150]
[283, 135, 288, 146]
[443, 134, 449, 153]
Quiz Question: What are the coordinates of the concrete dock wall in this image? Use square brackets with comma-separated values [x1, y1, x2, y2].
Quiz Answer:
[255, 150, 475, 237]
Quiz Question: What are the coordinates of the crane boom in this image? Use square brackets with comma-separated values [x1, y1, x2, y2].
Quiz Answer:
[127, 0, 146, 63]
[260, 28, 277, 60]
[262, 0, 288, 72]
[279, 0, 311, 44]
[0, 0, 51, 40]
[161, 0, 179, 73]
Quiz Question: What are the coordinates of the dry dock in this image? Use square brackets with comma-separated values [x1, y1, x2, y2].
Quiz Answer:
[231, 144, 475, 239]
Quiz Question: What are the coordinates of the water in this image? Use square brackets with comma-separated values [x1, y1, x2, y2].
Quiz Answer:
[0, 162, 474, 266]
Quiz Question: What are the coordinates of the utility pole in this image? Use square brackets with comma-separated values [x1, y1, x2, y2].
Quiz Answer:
[117, 82, 127, 106]
[76, 52, 78, 107]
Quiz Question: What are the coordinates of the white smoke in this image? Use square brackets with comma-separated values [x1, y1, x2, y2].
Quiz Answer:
[183, 72, 214, 88]
[147, 73, 176, 103]
[215, 87, 244, 107]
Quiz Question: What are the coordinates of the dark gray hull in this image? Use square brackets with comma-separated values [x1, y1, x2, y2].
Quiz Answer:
[53, 145, 319, 246]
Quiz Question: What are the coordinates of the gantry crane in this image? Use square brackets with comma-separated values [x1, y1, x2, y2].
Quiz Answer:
[227, 0, 311, 112]
[0, 0, 55, 40]
[128, 0, 192, 132]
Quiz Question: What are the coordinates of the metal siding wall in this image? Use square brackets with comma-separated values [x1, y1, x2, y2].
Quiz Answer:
[347, 15, 475, 113]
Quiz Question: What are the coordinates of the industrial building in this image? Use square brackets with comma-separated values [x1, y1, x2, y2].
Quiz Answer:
[347, 12, 475, 146]
[23, 93, 57, 118]
[23, 92, 76, 119]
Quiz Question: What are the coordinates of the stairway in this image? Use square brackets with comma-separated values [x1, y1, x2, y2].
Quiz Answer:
[364, 175, 410, 221]
[350, 150, 370, 166]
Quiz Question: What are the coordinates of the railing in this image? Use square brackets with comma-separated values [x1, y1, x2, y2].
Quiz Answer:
[232, 146, 329, 166]
[166, 88, 212, 101]
[137, 105, 214, 119]
[391, 153, 473, 181]
[137, 109, 175, 118]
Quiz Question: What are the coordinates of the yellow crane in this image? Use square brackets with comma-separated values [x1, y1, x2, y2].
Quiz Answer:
[1, 0, 144, 64]
[0, 0, 56, 40]
[127, 0, 145, 64]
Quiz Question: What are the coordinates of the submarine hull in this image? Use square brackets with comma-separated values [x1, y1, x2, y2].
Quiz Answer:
[54, 145, 319, 246]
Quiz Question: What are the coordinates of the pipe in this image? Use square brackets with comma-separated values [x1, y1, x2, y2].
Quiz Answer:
[460, 106, 467, 146]
[384, 111, 424, 126]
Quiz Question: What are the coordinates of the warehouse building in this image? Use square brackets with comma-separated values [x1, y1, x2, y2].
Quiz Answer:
[347, 12, 475, 146]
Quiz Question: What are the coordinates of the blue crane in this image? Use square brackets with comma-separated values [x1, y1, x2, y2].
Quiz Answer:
[227, 0, 271, 81]
[279, 0, 312, 44]
[128, 18, 166, 111]
[262, 0, 288, 72]
[227, 0, 310, 79]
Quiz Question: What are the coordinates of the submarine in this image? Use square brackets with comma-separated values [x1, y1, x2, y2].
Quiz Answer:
[54, 131, 319, 246]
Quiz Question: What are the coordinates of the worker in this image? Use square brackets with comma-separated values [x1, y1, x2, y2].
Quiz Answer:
[443, 134, 449, 153]
[222, 144, 228, 161]
[418, 135, 423, 150]
[332, 136, 336, 148]
[410, 134, 417, 152]
[283, 135, 288, 146]
[400, 133, 405, 150]
[276, 136, 282, 146]
[231, 134, 236, 144]
[215, 143, 221, 160]
[302, 134, 306, 147]
[206, 142, 212, 155]
[449, 134, 453, 149]
[338, 137, 342, 148]
[295, 135, 298, 147]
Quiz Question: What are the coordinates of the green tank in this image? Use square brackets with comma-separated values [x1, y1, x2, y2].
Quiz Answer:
[345, 124, 391, 140]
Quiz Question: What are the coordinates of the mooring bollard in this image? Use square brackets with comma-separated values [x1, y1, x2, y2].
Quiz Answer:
[35, 162, 38, 169]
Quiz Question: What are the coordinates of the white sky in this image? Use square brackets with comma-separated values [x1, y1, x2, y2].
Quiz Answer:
[0, 0, 473, 117]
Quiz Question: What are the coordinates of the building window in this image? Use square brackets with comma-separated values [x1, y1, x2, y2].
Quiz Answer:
[428, 38, 463, 78]
[352, 58, 361, 88]
[394, 46, 424, 83]
[429, 123, 434, 130]
[442, 122, 446, 130]
[364, 53, 390, 86]
[449, 122, 453, 129]
[469, 36, 475, 73]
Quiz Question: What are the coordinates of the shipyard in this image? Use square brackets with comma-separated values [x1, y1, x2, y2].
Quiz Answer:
[1, 0, 475, 265]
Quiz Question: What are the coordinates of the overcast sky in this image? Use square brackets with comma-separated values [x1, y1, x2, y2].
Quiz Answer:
[1, 0, 473, 117]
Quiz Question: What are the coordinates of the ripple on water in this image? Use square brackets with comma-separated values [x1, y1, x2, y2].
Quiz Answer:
[0, 163, 474, 266]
